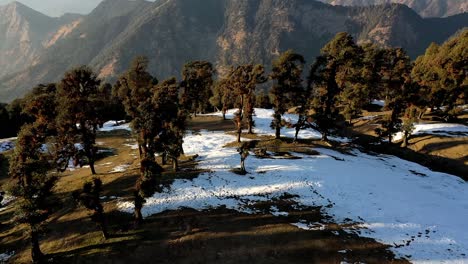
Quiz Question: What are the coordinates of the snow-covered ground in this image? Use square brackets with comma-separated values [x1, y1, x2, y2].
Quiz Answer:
[206, 108, 350, 142]
[0, 251, 14, 262]
[99, 121, 131, 132]
[117, 109, 468, 263]
[394, 123, 468, 141]
[0, 137, 16, 153]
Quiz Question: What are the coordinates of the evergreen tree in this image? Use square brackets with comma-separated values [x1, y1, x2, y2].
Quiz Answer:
[153, 77, 186, 171]
[99, 82, 127, 123]
[309, 55, 342, 141]
[255, 90, 272, 109]
[7, 88, 59, 263]
[270, 50, 305, 139]
[322, 33, 363, 125]
[361, 42, 386, 105]
[113, 56, 162, 225]
[56, 66, 102, 175]
[72, 177, 109, 239]
[376, 48, 413, 143]
[210, 77, 236, 120]
[412, 29, 467, 119]
[227, 64, 266, 142]
[181, 61, 215, 116]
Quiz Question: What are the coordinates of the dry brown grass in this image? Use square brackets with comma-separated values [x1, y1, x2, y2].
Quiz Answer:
[2, 111, 463, 263]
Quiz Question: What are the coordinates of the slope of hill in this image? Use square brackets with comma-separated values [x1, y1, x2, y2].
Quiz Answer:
[319, 0, 468, 18]
[0, 0, 467, 102]
[0, 1, 81, 79]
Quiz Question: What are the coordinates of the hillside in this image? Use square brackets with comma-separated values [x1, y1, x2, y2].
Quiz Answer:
[1, 108, 467, 263]
[0, 0, 467, 102]
[0, 1, 81, 79]
[319, 0, 468, 18]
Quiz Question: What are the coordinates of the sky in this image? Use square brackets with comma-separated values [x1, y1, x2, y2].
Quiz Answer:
[0, 0, 105, 17]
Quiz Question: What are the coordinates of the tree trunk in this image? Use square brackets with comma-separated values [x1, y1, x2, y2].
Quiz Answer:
[138, 144, 143, 159]
[247, 117, 254, 134]
[275, 125, 281, 140]
[222, 109, 226, 120]
[388, 134, 392, 144]
[90, 161, 96, 175]
[31, 229, 44, 264]
[161, 153, 167, 165]
[100, 222, 109, 240]
[321, 132, 328, 142]
[172, 158, 179, 172]
[402, 132, 409, 148]
[134, 191, 143, 227]
[418, 110, 425, 120]
[237, 124, 242, 143]
[294, 126, 300, 142]
[274, 112, 281, 139]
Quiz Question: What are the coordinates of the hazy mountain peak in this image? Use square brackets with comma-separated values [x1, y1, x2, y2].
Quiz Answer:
[319, 0, 468, 17]
[0, 0, 467, 102]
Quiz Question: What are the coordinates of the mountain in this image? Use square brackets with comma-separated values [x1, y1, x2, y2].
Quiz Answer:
[0, 1, 81, 79]
[0, 0, 467, 102]
[319, 0, 468, 18]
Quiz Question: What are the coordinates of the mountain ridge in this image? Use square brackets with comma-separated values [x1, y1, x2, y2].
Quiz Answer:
[0, 1, 82, 79]
[0, 0, 467, 102]
[318, 0, 468, 18]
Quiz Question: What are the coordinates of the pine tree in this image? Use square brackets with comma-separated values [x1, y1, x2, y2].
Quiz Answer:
[270, 50, 305, 139]
[153, 77, 186, 171]
[309, 55, 342, 141]
[56, 66, 102, 175]
[412, 29, 467, 120]
[8, 87, 59, 263]
[72, 177, 109, 239]
[227, 64, 266, 142]
[113, 56, 162, 225]
[361, 42, 386, 105]
[321, 33, 363, 126]
[377, 48, 413, 143]
[181, 61, 215, 116]
[210, 77, 236, 120]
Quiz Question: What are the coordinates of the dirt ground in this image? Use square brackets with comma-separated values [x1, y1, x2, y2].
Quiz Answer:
[1, 112, 465, 263]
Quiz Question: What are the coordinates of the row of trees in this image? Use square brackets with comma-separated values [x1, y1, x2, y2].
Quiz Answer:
[3, 29, 466, 263]
[208, 30, 466, 144]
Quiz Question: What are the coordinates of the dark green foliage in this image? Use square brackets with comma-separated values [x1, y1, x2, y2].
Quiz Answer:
[56, 66, 102, 175]
[7, 117, 58, 263]
[153, 77, 187, 171]
[270, 50, 305, 139]
[0, 99, 32, 139]
[412, 29, 468, 120]
[309, 54, 342, 141]
[181, 61, 215, 116]
[210, 77, 237, 120]
[255, 90, 272, 109]
[72, 177, 109, 239]
[114, 56, 164, 225]
[376, 48, 414, 143]
[23, 84, 58, 135]
[99, 83, 127, 122]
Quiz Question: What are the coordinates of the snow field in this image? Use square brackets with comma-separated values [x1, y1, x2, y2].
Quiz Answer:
[116, 109, 468, 263]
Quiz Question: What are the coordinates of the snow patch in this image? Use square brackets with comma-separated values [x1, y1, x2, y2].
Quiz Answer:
[109, 164, 130, 173]
[99, 121, 131, 132]
[116, 108, 468, 262]
[0, 137, 15, 153]
[394, 123, 468, 141]
[0, 251, 14, 262]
